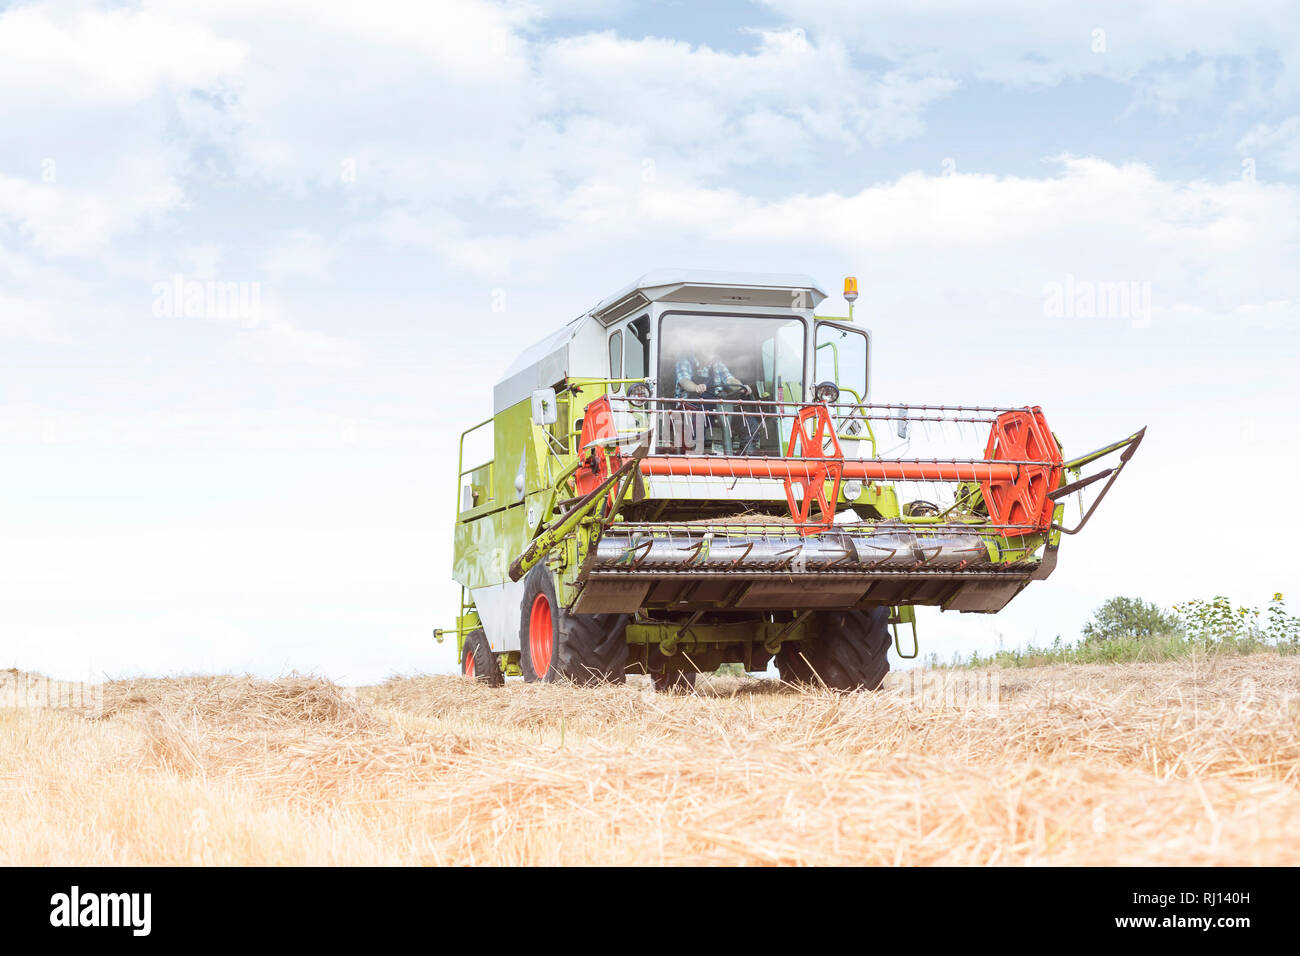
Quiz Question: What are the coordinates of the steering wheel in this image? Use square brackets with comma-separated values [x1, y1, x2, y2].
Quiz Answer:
[712, 382, 750, 400]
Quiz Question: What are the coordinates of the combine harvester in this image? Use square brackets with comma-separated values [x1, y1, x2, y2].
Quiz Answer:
[442, 272, 1142, 690]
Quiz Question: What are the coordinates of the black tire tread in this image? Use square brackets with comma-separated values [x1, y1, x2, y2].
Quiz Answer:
[463, 628, 504, 687]
[553, 608, 630, 685]
[520, 566, 628, 685]
[777, 608, 891, 691]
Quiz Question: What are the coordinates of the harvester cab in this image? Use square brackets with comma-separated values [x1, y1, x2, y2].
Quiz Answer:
[445, 271, 1143, 691]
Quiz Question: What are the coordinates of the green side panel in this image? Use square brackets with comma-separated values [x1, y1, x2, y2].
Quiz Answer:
[453, 502, 533, 590]
[493, 398, 542, 501]
[453, 395, 562, 590]
[453, 511, 507, 590]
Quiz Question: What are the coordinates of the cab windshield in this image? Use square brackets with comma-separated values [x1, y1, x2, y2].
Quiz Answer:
[654, 313, 805, 456]
[657, 313, 805, 403]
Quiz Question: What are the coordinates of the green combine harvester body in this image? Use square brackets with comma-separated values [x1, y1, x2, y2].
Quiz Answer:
[443, 271, 1142, 690]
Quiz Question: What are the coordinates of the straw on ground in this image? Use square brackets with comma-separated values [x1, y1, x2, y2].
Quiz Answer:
[1, 655, 1298, 865]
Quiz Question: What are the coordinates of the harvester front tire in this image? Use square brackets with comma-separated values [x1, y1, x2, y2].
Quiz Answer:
[519, 566, 629, 685]
[777, 608, 891, 691]
[462, 629, 504, 687]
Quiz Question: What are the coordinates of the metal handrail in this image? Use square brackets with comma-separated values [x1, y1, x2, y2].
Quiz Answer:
[456, 415, 494, 518]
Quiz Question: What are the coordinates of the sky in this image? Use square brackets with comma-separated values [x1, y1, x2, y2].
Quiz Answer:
[2, 0, 1298, 683]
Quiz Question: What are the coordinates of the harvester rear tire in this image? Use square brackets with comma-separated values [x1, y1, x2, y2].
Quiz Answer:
[462, 629, 504, 687]
[519, 565, 629, 685]
[776, 608, 891, 691]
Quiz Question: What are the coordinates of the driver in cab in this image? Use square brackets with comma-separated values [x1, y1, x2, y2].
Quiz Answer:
[674, 350, 751, 400]
[667, 348, 752, 455]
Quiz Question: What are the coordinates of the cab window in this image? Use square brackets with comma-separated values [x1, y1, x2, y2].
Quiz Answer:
[608, 329, 623, 391]
[815, 324, 868, 402]
[625, 314, 649, 381]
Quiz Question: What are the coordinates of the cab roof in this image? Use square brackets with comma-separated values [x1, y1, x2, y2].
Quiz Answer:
[589, 270, 826, 326]
[493, 271, 828, 413]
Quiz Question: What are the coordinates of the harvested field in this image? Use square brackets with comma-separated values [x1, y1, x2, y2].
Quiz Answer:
[1, 655, 1298, 865]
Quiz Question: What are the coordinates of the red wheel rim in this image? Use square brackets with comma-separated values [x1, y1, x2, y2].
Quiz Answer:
[529, 594, 553, 677]
[464, 651, 476, 678]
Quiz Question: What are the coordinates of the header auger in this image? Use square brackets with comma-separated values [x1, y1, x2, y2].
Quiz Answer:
[441, 271, 1142, 691]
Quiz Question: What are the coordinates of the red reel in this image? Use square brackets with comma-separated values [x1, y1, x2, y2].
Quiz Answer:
[783, 405, 844, 536]
[979, 407, 1062, 535]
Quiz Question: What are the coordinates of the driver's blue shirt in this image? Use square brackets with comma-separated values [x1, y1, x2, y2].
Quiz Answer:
[674, 355, 736, 399]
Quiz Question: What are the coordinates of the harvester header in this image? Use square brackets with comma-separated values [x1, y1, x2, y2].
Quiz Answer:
[445, 270, 1142, 691]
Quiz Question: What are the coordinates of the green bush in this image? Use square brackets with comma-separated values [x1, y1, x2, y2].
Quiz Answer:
[1175, 593, 1300, 652]
[955, 593, 1298, 669]
[1081, 596, 1180, 643]
[1267, 593, 1300, 647]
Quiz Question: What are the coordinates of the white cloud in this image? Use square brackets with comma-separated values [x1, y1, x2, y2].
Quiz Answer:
[0, 170, 180, 256]
[240, 318, 361, 369]
[532, 28, 955, 183]
[0, 4, 242, 255]
[264, 229, 332, 280]
[0, 4, 245, 103]
[392, 156, 1300, 320]
[1237, 116, 1300, 175]
[642, 156, 1300, 254]
[68, 7, 958, 212]
[763, 0, 1300, 90]
[1127, 59, 1225, 115]
[0, 293, 73, 344]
